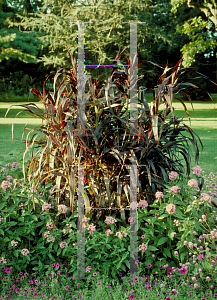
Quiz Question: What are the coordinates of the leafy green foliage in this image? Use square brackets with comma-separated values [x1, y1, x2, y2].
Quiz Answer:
[171, 0, 217, 67]
[1, 161, 217, 285]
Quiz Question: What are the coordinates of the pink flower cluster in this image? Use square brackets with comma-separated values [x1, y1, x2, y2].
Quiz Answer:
[0, 257, 7, 264]
[0, 161, 18, 172]
[155, 191, 164, 199]
[169, 171, 178, 181]
[138, 200, 148, 208]
[42, 203, 51, 211]
[0, 162, 20, 191]
[200, 193, 212, 204]
[169, 185, 181, 195]
[82, 217, 90, 229]
[105, 229, 113, 236]
[105, 217, 117, 225]
[5, 162, 18, 170]
[115, 230, 128, 239]
[46, 222, 54, 229]
[128, 217, 136, 224]
[86, 266, 91, 272]
[57, 205, 68, 214]
[19, 203, 24, 209]
[21, 249, 30, 256]
[0, 167, 6, 173]
[86, 224, 96, 232]
[166, 203, 176, 214]
[130, 200, 148, 210]
[60, 242, 68, 249]
[0, 180, 12, 191]
[44, 231, 50, 238]
[139, 243, 147, 252]
[192, 165, 202, 176]
[187, 179, 198, 188]
[174, 219, 180, 226]
[11, 240, 18, 247]
[130, 201, 138, 210]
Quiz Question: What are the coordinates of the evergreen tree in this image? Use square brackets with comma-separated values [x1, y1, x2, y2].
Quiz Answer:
[6, 0, 187, 88]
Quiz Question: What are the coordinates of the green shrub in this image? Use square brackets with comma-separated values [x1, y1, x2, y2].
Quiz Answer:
[1, 161, 217, 288]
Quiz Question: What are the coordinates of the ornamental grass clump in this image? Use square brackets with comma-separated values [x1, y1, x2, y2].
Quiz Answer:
[4, 46, 205, 231]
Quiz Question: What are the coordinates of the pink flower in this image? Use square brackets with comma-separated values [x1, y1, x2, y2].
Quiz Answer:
[174, 251, 178, 255]
[169, 186, 181, 195]
[86, 266, 91, 272]
[87, 224, 96, 232]
[5, 268, 11, 274]
[130, 201, 138, 210]
[21, 249, 29, 256]
[57, 205, 68, 214]
[197, 254, 203, 260]
[0, 168, 6, 173]
[200, 193, 212, 204]
[155, 191, 164, 199]
[187, 179, 198, 188]
[116, 232, 123, 239]
[81, 218, 89, 229]
[169, 171, 178, 181]
[141, 235, 145, 239]
[11, 240, 18, 247]
[60, 242, 68, 249]
[194, 283, 199, 289]
[166, 204, 176, 214]
[128, 217, 135, 224]
[42, 203, 51, 212]
[105, 229, 113, 236]
[6, 175, 13, 181]
[12, 162, 18, 169]
[105, 217, 117, 225]
[0, 257, 7, 264]
[46, 222, 54, 229]
[44, 231, 50, 238]
[180, 268, 187, 274]
[0, 180, 12, 191]
[139, 243, 147, 252]
[184, 241, 188, 245]
[192, 165, 202, 176]
[202, 215, 206, 220]
[138, 200, 148, 208]
[188, 242, 193, 248]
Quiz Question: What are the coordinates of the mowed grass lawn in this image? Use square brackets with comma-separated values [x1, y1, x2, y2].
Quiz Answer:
[0, 93, 217, 177]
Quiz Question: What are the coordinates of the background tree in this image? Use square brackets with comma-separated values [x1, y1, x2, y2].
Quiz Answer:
[0, 0, 54, 97]
[171, 0, 217, 67]
[6, 0, 188, 90]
